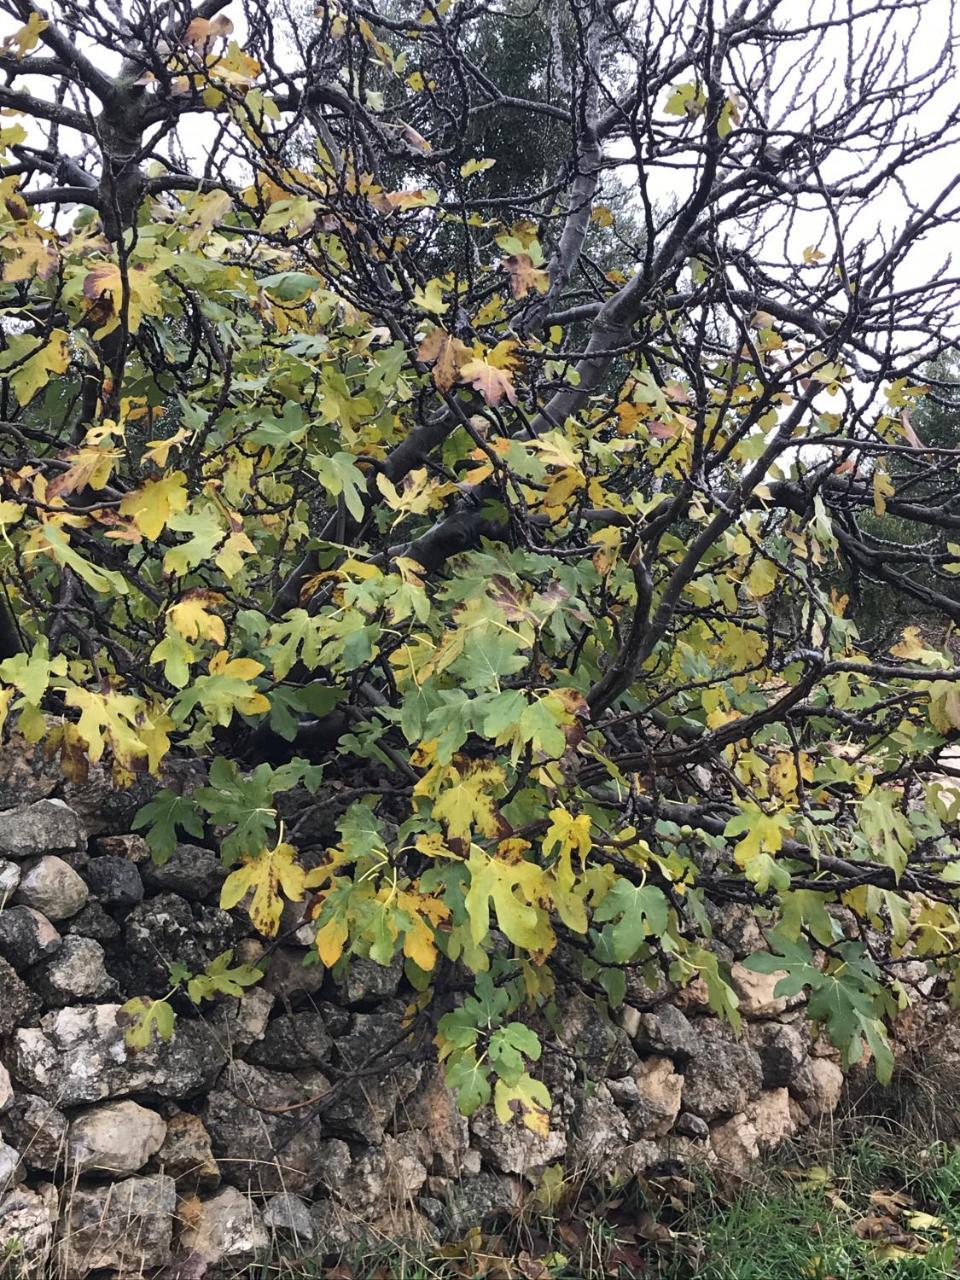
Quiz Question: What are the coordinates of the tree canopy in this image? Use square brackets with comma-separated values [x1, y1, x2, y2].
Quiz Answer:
[2, 0, 960, 1126]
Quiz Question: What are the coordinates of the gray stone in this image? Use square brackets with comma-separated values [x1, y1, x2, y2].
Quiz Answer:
[674, 1111, 709, 1139]
[177, 1184, 269, 1273]
[0, 1064, 11, 1114]
[203, 1062, 330, 1195]
[224, 986, 273, 1052]
[682, 1022, 764, 1122]
[335, 1005, 407, 1070]
[334, 953, 403, 1004]
[557, 990, 638, 1079]
[0, 1181, 56, 1276]
[63, 900, 120, 943]
[0, 955, 41, 1033]
[323, 1060, 422, 1145]
[29, 936, 113, 1006]
[260, 946, 326, 999]
[308, 1198, 365, 1255]
[444, 1170, 524, 1234]
[0, 859, 19, 899]
[141, 843, 225, 900]
[157, 1110, 221, 1190]
[263, 1192, 316, 1245]
[56, 1173, 175, 1277]
[0, 1094, 68, 1171]
[0, 906, 61, 970]
[633, 1004, 699, 1062]
[333, 1137, 427, 1214]
[14, 856, 88, 920]
[0, 800, 85, 859]
[80, 855, 143, 908]
[113, 893, 241, 997]
[245, 1010, 332, 1070]
[747, 1020, 809, 1089]
[12, 1004, 227, 1106]
[67, 1100, 166, 1176]
[0, 1141, 21, 1192]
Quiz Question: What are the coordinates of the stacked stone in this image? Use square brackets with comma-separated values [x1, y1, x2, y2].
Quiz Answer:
[0, 786, 869, 1278]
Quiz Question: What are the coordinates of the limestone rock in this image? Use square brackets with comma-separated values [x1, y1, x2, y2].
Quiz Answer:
[682, 1022, 763, 1122]
[568, 1084, 631, 1170]
[91, 833, 150, 862]
[0, 955, 41, 1034]
[323, 1061, 423, 1145]
[141, 843, 225, 901]
[12, 1004, 227, 1106]
[0, 800, 85, 859]
[114, 893, 240, 998]
[14, 856, 88, 920]
[263, 1191, 315, 1245]
[710, 1113, 759, 1176]
[334, 1137, 427, 1214]
[0, 906, 61, 971]
[792, 1056, 844, 1120]
[401, 1065, 471, 1177]
[177, 1185, 269, 1273]
[334, 952, 403, 1004]
[203, 1062, 330, 1195]
[556, 990, 637, 1079]
[444, 1170, 524, 1234]
[79, 855, 143, 909]
[260, 946, 326, 1000]
[0, 859, 19, 899]
[471, 1106, 566, 1175]
[610, 1055, 683, 1137]
[308, 1198, 366, 1255]
[223, 986, 274, 1052]
[0, 1181, 57, 1276]
[245, 1009, 332, 1070]
[0, 1141, 21, 1192]
[157, 1111, 220, 1190]
[67, 1100, 166, 1176]
[747, 1019, 809, 1089]
[0, 1094, 68, 1171]
[632, 1004, 699, 1062]
[62, 900, 120, 944]
[29, 936, 112, 1006]
[0, 1065, 10, 1115]
[730, 962, 789, 1018]
[56, 1173, 175, 1277]
[748, 1088, 797, 1149]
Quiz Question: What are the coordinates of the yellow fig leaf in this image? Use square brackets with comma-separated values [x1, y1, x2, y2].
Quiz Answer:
[220, 839, 306, 937]
[120, 471, 189, 539]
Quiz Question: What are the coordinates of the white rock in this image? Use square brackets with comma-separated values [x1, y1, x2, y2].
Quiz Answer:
[730, 962, 790, 1017]
[14, 856, 88, 920]
[748, 1088, 797, 1149]
[178, 1185, 269, 1271]
[68, 1100, 166, 1176]
[710, 1113, 759, 1176]
[56, 1174, 175, 1276]
[0, 1062, 12, 1113]
[0, 1140, 21, 1191]
[0, 1181, 57, 1274]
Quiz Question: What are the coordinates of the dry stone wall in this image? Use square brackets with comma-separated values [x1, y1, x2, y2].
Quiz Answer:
[0, 776, 927, 1279]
